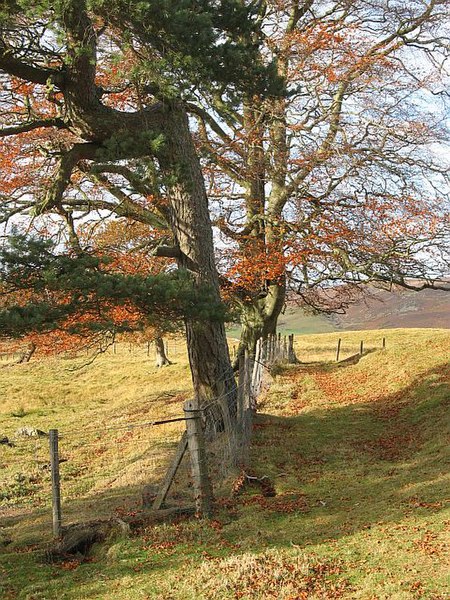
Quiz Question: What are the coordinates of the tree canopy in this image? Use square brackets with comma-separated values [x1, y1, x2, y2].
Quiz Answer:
[1, 0, 449, 361]
[0, 233, 225, 356]
[194, 0, 450, 350]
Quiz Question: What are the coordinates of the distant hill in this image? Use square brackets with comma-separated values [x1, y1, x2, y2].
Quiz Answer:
[278, 286, 449, 334]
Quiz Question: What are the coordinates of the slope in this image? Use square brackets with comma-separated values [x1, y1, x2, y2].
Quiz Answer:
[0, 329, 449, 599]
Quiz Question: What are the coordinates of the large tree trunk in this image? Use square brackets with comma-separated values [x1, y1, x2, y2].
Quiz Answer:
[154, 337, 171, 368]
[159, 104, 237, 411]
[238, 280, 286, 358]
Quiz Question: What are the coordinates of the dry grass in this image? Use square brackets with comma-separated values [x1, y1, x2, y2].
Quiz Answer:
[1, 329, 449, 599]
[0, 341, 193, 545]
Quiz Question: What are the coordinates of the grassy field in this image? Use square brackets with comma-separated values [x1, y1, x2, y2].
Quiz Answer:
[226, 309, 335, 338]
[1, 329, 449, 599]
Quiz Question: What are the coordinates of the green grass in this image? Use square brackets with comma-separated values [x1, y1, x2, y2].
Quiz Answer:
[1, 329, 449, 599]
[226, 309, 335, 338]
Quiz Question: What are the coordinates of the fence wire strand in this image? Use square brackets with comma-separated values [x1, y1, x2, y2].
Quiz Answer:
[2, 334, 291, 526]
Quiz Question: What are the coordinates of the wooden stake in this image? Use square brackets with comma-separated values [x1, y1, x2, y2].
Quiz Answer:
[237, 352, 246, 431]
[152, 432, 188, 510]
[49, 429, 62, 538]
[336, 338, 341, 362]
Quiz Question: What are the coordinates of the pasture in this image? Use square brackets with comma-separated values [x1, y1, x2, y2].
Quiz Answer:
[1, 328, 449, 599]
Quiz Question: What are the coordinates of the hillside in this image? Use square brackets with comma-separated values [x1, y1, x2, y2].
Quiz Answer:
[276, 286, 450, 335]
[1, 329, 449, 599]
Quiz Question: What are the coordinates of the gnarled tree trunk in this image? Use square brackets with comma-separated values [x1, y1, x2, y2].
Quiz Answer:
[238, 280, 286, 358]
[159, 104, 237, 412]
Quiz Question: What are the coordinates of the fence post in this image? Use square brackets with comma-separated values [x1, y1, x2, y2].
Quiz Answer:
[49, 429, 62, 538]
[237, 351, 246, 431]
[360, 340, 364, 355]
[287, 334, 297, 363]
[336, 338, 341, 362]
[183, 399, 213, 518]
[382, 337, 386, 349]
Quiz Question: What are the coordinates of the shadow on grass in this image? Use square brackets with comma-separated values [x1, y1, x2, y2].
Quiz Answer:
[293, 348, 377, 373]
[246, 361, 449, 541]
[1, 362, 448, 599]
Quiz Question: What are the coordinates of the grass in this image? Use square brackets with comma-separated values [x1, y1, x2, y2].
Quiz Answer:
[226, 309, 335, 338]
[1, 329, 449, 599]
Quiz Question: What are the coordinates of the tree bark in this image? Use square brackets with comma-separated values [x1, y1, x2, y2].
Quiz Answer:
[159, 104, 237, 412]
[237, 279, 286, 360]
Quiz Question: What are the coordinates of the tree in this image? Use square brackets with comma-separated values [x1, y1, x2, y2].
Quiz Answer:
[81, 218, 176, 367]
[0, 233, 225, 361]
[0, 1, 279, 403]
[0, 220, 232, 390]
[191, 0, 450, 354]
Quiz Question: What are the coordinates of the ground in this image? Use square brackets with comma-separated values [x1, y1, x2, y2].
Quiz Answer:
[0, 329, 449, 599]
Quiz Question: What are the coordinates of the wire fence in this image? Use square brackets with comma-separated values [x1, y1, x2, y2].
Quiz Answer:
[0, 333, 297, 535]
[0, 338, 188, 366]
[0, 418, 187, 524]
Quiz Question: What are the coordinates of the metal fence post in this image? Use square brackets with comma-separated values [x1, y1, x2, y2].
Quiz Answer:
[49, 429, 62, 538]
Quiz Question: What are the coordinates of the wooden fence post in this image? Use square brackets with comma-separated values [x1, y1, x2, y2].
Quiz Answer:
[237, 351, 246, 431]
[382, 337, 386, 349]
[287, 334, 297, 364]
[49, 429, 62, 538]
[183, 399, 212, 518]
[336, 338, 341, 362]
[251, 338, 262, 396]
[360, 340, 364, 355]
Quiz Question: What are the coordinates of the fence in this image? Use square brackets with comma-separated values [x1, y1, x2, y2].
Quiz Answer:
[0, 416, 188, 531]
[0, 333, 298, 537]
[148, 333, 294, 518]
[0, 338, 186, 366]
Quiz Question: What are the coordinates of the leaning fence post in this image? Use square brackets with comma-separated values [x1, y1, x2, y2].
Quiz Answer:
[49, 429, 62, 538]
[336, 338, 341, 362]
[183, 399, 212, 518]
